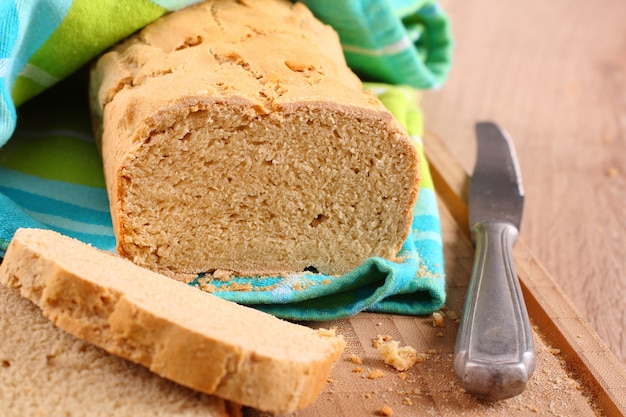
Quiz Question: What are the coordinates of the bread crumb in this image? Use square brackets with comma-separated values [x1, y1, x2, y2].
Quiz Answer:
[352, 367, 363, 373]
[432, 311, 445, 328]
[445, 309, 458, 321]
[402, 397, 412, 405]
[317, 327, 338, 338]
[372, 334, 393, 348]
[368, 369, 385, 379]
[348, 354, 363, 364]
[398, 372, 407, 380]
[212, 269, 232, 281]
[199, 282, 217, 292]
[226, 282, 252, 291]
[377, 340, 419, 371]
[416, 265, 427, 277]
[378, 404, 394, 416]
[550, 348, 561, 355]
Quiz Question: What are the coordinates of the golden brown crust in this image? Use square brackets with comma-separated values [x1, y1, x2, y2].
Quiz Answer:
[90, 0, 420, 277]
[0, 228, 345, 413]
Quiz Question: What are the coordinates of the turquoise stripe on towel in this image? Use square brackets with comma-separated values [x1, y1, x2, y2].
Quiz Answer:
[0, 186, 112, 228]
[0, 167, 109, 212]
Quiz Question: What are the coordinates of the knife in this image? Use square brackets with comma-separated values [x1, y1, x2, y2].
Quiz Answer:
[454, 121, 536, 400]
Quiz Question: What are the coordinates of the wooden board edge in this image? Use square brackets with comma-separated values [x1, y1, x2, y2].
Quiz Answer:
[423, 130, 626, 416]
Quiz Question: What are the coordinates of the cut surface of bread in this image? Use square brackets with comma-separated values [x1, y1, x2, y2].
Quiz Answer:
[90, 0, 420, 277]
[0, 284, 237, 417]
[0, 228, 345, 413]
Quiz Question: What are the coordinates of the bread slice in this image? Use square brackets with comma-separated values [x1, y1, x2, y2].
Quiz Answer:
[0, 228, 345, 413]
[89, 0, 420, 277]
[0, 284, 238, 417]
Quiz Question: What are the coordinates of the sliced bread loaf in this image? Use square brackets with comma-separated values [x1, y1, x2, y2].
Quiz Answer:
[89, 0, 420, 277]
[0, 284, 238, 417]
[0, 228, 345, 413]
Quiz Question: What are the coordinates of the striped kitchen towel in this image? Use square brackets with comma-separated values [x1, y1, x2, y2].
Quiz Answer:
[300, 0, 453, 89]
[0, 71, 115, 252]
[0, 0, 451, 320]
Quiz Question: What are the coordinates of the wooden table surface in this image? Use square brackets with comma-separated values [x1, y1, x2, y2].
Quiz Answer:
[422, 0, 626, 367]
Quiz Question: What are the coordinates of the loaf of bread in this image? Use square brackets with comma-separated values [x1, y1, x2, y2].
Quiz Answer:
[0, 228, 345, 413]
[0, 284, 239, 417]
[89, 0, 420, 277]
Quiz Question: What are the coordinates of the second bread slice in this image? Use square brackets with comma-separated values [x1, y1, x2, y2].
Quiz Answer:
[0, 228, 345, 414]
[0, 285, 238, 417]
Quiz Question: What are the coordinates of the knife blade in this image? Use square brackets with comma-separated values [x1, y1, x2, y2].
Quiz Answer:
[454, 121, 536, 400]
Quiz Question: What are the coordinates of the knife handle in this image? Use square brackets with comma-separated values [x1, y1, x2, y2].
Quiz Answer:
[454, 221, 536, 401]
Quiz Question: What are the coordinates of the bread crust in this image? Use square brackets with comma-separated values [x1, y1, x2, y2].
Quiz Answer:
[0, 285, 238, 417]
[90, 0, 420, 277]
[0, 228, 345, 413]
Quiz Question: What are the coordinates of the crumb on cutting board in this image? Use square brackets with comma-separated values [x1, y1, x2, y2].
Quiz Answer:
[372, 334, 393, 349]
[377, 404, 394, 416]
[368, 369, 385, 380]
[376, 339, 425, 372]
[432, 311, 445, 328]
[348, 354, 363, 364]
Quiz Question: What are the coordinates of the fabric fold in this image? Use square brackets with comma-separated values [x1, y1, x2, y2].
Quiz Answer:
[300, 0, 453, 88]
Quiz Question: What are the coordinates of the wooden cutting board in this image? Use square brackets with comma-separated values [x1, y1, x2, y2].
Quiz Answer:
[247, 132, 626, 417]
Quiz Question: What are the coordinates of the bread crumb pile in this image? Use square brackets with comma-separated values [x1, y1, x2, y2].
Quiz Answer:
[298, 311, 599, 417]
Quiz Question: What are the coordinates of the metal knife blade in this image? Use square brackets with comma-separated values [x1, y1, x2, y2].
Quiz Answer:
[454, 122, 536, 401]
[469, 122, 524, 230]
